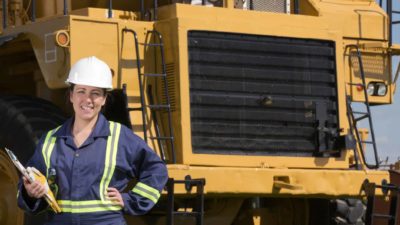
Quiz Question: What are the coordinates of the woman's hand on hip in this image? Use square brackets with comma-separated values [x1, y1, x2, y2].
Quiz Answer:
[107, 187, 125, 208]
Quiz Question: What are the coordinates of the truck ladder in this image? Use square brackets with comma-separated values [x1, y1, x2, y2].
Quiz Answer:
[346, 45, 380, 169]
[364, 180, 400, 225]
[166, 176, 206, 225]
[121, 28, 175, 163]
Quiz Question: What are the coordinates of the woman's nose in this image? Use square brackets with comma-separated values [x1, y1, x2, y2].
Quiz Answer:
[84, 94, 93, 102]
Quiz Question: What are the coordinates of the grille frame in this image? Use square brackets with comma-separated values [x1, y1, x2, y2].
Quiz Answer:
[188, 31, 341, 157]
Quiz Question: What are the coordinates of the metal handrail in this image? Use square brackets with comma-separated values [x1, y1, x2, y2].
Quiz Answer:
[2, 0, 104, 29]
[122, 28, 147, 143]
[145, 29, 176, 163]
[108, 0, 112, 18]
[346, 45, 380, 169]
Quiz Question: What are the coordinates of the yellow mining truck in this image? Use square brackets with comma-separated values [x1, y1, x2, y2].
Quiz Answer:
[0, 0, 400, 225]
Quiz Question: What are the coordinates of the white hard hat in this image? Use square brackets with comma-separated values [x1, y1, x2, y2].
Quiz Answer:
[66, 56, 113, 90]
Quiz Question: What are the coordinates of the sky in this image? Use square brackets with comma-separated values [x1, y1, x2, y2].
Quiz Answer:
[366, 1, 400, 165]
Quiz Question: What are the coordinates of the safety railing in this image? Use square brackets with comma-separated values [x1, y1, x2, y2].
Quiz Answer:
[138, 0, 301, 21]
[379, 0, 398, 47]
[1, 0, 115, 29]
[1, 0, 302, 29]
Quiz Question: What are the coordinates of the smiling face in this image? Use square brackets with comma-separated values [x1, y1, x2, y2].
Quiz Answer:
[70, 84, 107, 122]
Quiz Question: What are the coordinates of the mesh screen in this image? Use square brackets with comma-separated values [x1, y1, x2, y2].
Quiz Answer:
[239, 0, 288, 13]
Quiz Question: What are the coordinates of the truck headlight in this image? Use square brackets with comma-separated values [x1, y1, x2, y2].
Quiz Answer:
[376, 83, 387, 96]
[366, 82, 387, 96]
[366, 83, 375, 96]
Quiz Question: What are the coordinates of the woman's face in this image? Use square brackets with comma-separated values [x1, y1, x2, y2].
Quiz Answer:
[70, 84, 106, 122]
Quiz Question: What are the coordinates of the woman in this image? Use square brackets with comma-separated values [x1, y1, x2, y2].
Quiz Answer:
[17, 56, 168, 225]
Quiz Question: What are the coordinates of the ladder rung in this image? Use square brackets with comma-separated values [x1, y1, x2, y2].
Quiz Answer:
[352, 111, 368, 115]
[128, 107, 143, 111]
[142, 73, 166, 77]
[173, 212, 201, 216]
[150, 136, 174, 140]
[375, 184, 400, 191]
[393, 21, 400, 25]
[172, 180, 205, 185]
[372, 213, 395, 220]
[148, 104, 170, 110]
[355, 114, 369, 122]
[141, 43, 164, 47]
[348, 83, 364, 86]
[393, 10, 400, 14]
[361, 141, 374, 144]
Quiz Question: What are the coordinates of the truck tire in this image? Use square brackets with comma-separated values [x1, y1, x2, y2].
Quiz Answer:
[331, 199, 366, 225]
[0, 95, 66, 225]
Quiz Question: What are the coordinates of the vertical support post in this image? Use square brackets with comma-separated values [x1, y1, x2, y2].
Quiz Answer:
[153, 0, 157, 21]
[366, 195, 375, 225]
[387, 0, 392, 47]
[108, 0, 112, 18]
[140, 0, 144, 20]
[389, 190, 399, 225]
[195, 181, 205, 225]
[166, 179, 174, 225]
[2, 0, 6, 29]
[31, 0, 35, 22]
[294, 0, 299, 14]
[63, 0, 68, 15]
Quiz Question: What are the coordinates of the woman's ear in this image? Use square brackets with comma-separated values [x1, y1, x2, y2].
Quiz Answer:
[101, 94, 107, 107]
[69, 90, 73, 103]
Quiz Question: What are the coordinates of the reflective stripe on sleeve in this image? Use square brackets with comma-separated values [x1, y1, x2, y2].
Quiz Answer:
[132, 182, 161, 204]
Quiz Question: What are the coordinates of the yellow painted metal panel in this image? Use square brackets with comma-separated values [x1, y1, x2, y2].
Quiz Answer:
[1, 16, 70, 89]
[157, 4, 352, 168]
[167, 164, 390, 197]
[70, 16, 119, 86]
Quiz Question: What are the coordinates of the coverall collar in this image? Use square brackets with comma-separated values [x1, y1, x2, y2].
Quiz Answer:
[53, 113, 111, 138]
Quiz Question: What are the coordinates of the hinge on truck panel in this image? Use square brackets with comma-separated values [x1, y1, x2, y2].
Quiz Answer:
[315, 101, 339, 156]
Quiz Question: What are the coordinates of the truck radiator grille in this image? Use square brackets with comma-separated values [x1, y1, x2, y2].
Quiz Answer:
[188, 31, 339, 156]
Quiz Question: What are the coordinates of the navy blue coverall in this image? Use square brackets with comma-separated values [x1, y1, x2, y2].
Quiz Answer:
[18, 114, 168, 225]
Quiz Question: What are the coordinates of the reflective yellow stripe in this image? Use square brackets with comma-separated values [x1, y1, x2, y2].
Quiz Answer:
[99, 122, 121, 201]
[41, 122, 123, 213]
[41, 131, 52, 169]
[41, 127, 60, 177]
[57, 200, 122, 213]
[132, 182, 161, 204]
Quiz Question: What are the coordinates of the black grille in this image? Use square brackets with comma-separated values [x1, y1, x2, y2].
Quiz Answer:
[188, 31, 339, 156]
